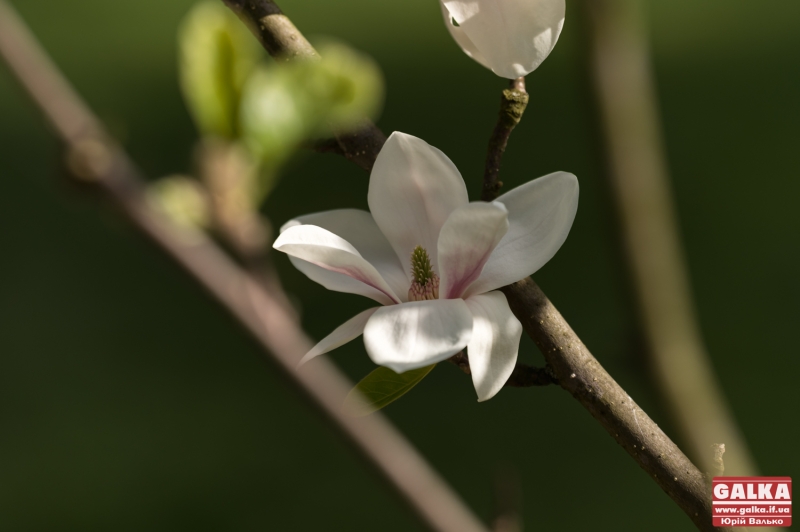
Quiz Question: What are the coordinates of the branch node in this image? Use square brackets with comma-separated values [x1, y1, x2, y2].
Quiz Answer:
[65, 138, 113, 182]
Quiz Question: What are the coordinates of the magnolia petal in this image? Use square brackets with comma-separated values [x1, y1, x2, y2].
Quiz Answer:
[286, 257, 394, 306]
[466, 172, 578, 297]
[299, 307, 379, 366]
[438, 202, 509, 300]
[363, 299, 472, 373]
[442, 0, 565, 79]
[281, 209, 409, 301]
[274, 225, 400, 305]
[465, 292, 522, 402]
[438, 2, 491, 70]
[368, 132, 468, 273]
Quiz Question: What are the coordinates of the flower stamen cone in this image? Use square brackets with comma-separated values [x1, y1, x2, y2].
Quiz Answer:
[408, 246, 440, 301]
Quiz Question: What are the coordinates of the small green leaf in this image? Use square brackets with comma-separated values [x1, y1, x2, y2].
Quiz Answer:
[240, 41, 384, 167]
[239, 65, 308, 169]
[178, 1, 261, 139]
[299, 41, 384, 136]
[344, 365, 435, 417]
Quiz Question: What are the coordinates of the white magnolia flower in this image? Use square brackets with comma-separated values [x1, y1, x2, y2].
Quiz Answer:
[274, 132, 578, 401]
[440, 0, 565, 79]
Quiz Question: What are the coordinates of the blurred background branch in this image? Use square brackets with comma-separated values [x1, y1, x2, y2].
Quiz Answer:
[581, 0, 757, 477]
[490, 466, 523, 532]
[0, 2, 487, 531]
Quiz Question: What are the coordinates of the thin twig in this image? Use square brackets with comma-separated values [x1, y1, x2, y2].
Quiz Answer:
[311, 137, 346, 156]
[0, 3, 487, 532]
[448, 352, 556, 387]
[582, 0, 757, 478]
[220, 2, 729, 529]
[222, 0, 317, 61]
[482, 77, 529, 202]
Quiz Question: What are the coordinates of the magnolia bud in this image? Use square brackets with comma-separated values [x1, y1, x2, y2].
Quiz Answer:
[440, 0, 565, 79]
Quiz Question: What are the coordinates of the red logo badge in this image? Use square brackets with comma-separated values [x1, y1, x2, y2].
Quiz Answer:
[713, 477, 792, 527]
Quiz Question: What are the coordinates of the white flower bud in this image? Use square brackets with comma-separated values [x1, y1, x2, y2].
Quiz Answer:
[440, 0, 565, 79]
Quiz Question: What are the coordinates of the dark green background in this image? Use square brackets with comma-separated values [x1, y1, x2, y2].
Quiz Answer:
[1, 1, 798, 530]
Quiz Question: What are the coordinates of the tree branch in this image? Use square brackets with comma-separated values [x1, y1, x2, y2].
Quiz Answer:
[501, 279, 722, 531]
[0, 3, 487, 532]
[222, 0, 317, 61]
[219, 2, 729, 530]
[482, 77, 528, 202]
[221, 0, 386, 172]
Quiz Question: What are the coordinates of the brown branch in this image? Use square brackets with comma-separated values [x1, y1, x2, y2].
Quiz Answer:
[501, 279, 724, 532]
[0, 3, 487, 532]
[219, 2, 728, 530]
[482, 77, 528, 201]
[448, 351, 473, 376]
[221, 0, 386, 172]
[448, 352, 556, 387]
[222, 0, 317, 61]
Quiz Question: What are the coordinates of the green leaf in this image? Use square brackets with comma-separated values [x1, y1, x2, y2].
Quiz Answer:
[240, 41, 384, 168]
[344, 365, 435, 417]
[299, 41, 385, 136]
[239, 65, 308, 169]
[178, 1, 262, 139]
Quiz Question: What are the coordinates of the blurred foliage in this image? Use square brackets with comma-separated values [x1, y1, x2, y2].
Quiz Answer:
[238, 65, 306, 174]
[239, 42, 384, 169]
[146, 175, 210, 231]
[294, 40, 384, 137]
[178, 1, 261, 140]
[177, 2, 384, 204]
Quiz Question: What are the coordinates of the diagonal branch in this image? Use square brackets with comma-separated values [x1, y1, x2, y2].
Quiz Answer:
[220, 2, 731, 530]
[500, 279, 722, 532]
[0, 3, 487, 532]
